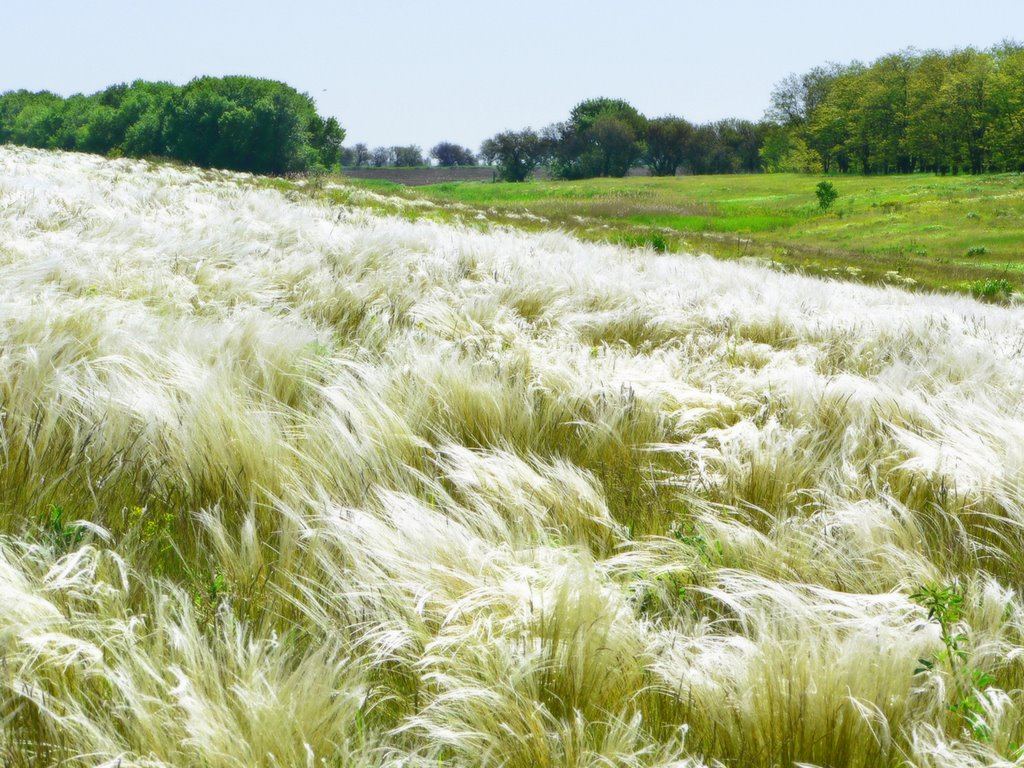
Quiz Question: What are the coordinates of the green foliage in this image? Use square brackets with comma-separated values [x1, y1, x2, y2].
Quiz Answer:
[125, 504, 176, 575]
[430, 142, 476, 167]
[911, 583, 995, 741]
[770, 42, 1024, 174]
[41, 503, 84, 553]
[617, 232, 669, 252]
[687, 119, 766, 174]
[969, 278, 1014, 298]
[0, 77, 344, 174]
[391, 145, 425, 167]
[479, 129, 546, 182]
[192, 571, 230, 627]
[966, 245, 989, 256]
[644, 116, 692, 176]
[549, 98, 648, 179]
[669, 520, 724, 566]
[760, 127, 823, 173]
[815, 180, 838, 210]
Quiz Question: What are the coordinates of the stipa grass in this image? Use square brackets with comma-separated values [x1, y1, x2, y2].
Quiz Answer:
[1, 146, 1024, 766]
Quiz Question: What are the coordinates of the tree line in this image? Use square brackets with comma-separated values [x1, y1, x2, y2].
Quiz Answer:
[342, 142, 477, 168]
[0, 76, 344, 174]
[763, 41, 1024, 175]
[472, 98, 764, 182]
[4, 41, 1022, 180]
[467, 42, 1024, 181]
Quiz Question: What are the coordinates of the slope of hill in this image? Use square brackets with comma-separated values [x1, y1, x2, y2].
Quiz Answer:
[361, 171, 1024, 297]
[1, 147, 1023, 767]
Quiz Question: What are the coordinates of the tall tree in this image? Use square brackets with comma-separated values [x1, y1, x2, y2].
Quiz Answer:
[549, 98, 647, 179]
[479, 129, 546, 182]
[644, 116, 693, 176]
[430, 141, 476, 166]
[392, 145, 425, 166]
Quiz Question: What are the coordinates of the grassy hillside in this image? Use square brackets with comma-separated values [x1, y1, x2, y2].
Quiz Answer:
[2, 147, 1024, 766]
[342, 172, 1024, 298]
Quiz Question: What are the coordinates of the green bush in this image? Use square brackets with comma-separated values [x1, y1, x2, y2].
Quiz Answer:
[815, 181, 839, 211]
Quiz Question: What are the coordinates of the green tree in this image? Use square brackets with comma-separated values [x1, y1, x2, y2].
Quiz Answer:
[549, 98, 647, 179]
[430, 142, 476, 166]
[815, 180, 838, 210]
[644, 116, 692, 176]
[987, 42, 1024, 170]
[479, 129, 546, 182]
[759, 126, 822, 173]
[392, 145, 425, 166]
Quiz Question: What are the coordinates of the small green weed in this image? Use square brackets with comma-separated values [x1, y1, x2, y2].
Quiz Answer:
[192, 571, 230, 627]
[126, 504, 176, 575]
[965, 246, 989, 257]
[669, 520, 723, 566]
[911, 583, 994, 740]
[41, 504, 84, 553]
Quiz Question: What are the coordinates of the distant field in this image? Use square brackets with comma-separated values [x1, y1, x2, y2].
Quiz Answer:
[339, 166, 496, 185]
[334, 172, 1024, 298]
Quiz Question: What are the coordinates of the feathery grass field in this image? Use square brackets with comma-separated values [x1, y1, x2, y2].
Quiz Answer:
[2, 147, 1024, 766]
[336, 172, 1024, 298]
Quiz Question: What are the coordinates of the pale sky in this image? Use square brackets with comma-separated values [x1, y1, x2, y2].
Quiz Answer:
[2, 1, 1021, 153]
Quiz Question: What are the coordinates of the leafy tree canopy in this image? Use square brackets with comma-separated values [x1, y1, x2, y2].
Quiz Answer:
[480, 129, 546, 182]
[0, 76, 344, 174]
[430, 141, 476, 166]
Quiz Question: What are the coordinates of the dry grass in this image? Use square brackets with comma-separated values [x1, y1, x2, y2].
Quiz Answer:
[1, 146, 1023, 766]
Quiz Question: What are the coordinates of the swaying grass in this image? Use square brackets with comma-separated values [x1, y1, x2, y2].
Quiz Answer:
[2, 146, 1024, 766]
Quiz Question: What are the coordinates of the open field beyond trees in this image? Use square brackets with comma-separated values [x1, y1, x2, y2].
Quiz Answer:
[332, 171, 1024, 299]
[3, 147, 1024, 766]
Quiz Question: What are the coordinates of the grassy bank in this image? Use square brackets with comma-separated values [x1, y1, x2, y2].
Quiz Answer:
[335, 172, 1024, 298]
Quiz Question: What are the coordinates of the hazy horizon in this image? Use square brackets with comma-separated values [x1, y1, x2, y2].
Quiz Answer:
[3, 0, 1022, 153]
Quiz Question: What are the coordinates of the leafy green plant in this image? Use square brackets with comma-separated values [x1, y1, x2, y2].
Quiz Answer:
[670, 520, 723, 566]
[125, 504, 177, 576]
[815, 181, 839, 211]
[911, 583, 994, 740]
[41, 504, 84, 553]
[192, 571, 230, 627]
[966, 245, 989, 257]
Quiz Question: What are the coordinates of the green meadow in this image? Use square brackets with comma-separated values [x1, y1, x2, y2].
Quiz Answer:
[337, 172, 1024, 298]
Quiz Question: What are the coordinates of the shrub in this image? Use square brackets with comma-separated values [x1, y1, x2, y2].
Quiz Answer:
[815, 181, 838, 210]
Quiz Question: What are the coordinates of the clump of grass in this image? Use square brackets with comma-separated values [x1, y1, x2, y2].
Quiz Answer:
[969, 277, 1013, 298]
[616, 231, 670, 252]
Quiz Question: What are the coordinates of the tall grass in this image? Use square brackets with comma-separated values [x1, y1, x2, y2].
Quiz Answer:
[1, 146, 1024, 766]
